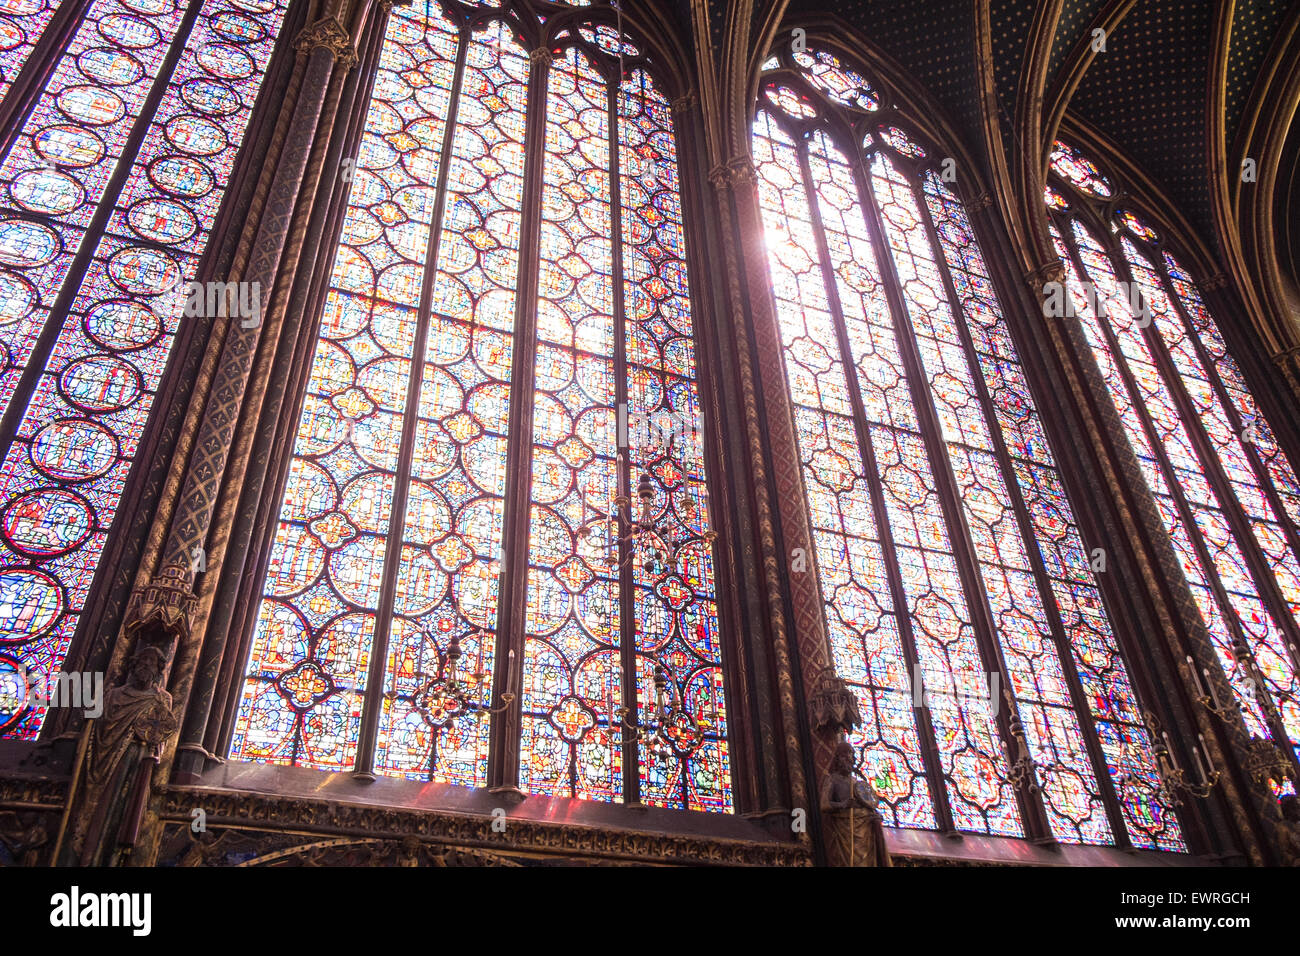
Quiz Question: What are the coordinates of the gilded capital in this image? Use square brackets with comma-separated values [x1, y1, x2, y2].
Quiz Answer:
[295, 17, 359, 69]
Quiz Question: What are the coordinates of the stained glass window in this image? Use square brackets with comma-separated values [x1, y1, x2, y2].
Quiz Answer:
[1048, 141, 1300, 783]
[753, 48, 1183, 848]
[231, 0, 731, 811]
[0, 0, 287, 739]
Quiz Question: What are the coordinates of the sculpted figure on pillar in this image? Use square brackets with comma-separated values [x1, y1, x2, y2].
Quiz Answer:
[72, 645, 178, 865]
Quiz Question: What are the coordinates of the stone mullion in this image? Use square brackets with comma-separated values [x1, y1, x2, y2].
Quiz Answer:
[717, 154, 822, 845]
[668, 92, 763, 816]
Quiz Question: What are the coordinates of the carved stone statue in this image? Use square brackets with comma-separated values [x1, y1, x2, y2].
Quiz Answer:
[1279, 794, 1300, 866]
[820, 738, 891, 867]
[74, 644, 178, 865]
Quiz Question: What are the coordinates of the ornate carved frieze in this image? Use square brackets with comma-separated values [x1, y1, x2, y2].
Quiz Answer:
[159, 826, 524, 866]
[153, 787, 811, 866]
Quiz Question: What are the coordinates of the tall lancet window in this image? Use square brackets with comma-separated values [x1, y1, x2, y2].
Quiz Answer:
[752, 48, 1183, 849]
[0, 0, 287, 739]
[230, 0, 732, 812]
[1047, 140, 1300, 786]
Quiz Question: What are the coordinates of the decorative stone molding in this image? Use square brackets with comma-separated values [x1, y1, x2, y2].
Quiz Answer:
[671, 91, 697, 116]
[965, 191, 993, 213]
[1200, 272, 1229, 292]
[294, 16, 358, 69]
[153, 786, 812, 866]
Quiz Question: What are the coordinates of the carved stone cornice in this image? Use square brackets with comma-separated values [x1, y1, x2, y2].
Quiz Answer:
[124, 563, 197, 641]
[294, 17, 358, 69]
[1024, 259, 1065, 292]
[154, 786, 812, 866]
[529, 46, 553, 69]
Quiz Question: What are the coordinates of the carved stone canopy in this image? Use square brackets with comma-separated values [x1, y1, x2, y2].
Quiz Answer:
[809, 669, 862, 735]
[125, 563, 198, 642]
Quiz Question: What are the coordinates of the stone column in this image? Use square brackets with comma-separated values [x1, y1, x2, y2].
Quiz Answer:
[61, 9, 367, 867]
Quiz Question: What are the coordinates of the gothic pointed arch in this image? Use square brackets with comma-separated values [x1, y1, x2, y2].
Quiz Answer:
[1044, 135, 1300, 794]
[221, 0, 737, 811]
[747, 39, 1189, 851]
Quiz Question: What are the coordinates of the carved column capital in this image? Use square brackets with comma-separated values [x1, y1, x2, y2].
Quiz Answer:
[529, 46, 553, 69]
[1272, 344, 1300, 368]
[295, 16, 358, 69]
[707, 162, 730, 192]
[965, 191, 992, 213]
[124, 563, 197, 641]
[671, 91, 697, 116]
[708, 155, 757, 193]
[727, 155, 757, 187]
[1024, 259, 1065, 292]
[1200, 272, 1229, 292]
